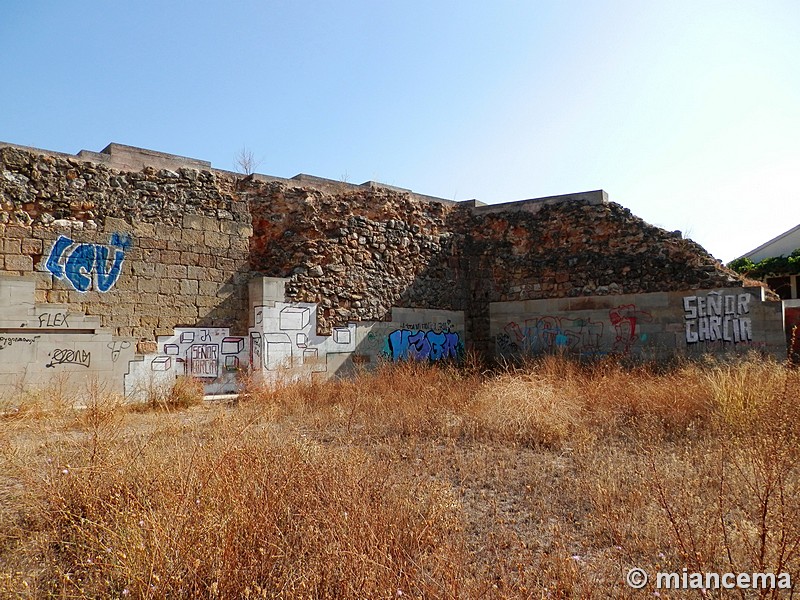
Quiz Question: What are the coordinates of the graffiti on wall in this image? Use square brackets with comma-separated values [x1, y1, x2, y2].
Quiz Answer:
[384, 329, 463, 361]
[609, 304, 653, 353]
[683, 292, 752, 344]
[0, 335, 41, 350]
[123, 328, 249, 397]
[253, 302, 356, 372]
[496, 304, 651, 358]
[45, 348, 91, 369]
[150, 328, 247, 378]
[45, 232, 132, 292]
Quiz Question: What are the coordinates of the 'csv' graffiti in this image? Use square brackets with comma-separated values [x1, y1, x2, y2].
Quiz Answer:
[684, 292, 752, 344]
[385, 329, 462, 361]
[45, 233, 132, 292]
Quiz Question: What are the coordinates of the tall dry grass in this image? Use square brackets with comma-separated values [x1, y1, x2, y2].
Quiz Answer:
[0, 355, 797, 598]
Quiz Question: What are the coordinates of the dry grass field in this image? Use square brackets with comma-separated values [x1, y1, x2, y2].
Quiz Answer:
[1, 355, 798, 598]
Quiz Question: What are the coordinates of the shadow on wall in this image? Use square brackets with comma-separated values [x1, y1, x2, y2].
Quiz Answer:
[123, 277, 467, 399]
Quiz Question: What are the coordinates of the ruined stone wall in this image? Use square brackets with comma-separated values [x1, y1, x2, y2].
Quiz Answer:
[0, 145, 253, 342]
[245, 180, 463, 333]
[2, 142, 751, 362]
[242, 180, 745, 356]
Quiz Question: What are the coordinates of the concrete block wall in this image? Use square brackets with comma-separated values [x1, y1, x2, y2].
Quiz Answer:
[491, 286, 786, 361]
[123, 276, 465, 397]
[0, 277, 136, 399]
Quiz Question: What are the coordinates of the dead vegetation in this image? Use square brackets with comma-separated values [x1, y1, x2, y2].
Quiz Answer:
[0, 356, 798, 598]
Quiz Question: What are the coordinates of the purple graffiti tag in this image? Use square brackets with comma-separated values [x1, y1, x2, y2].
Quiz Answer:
[441, 332, 460, 359]
[408, 331, 432, 360]
[427, 331, 447, 360]
[386, 329, 463, 362]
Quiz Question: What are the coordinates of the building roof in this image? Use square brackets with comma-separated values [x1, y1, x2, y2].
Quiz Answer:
[740, 224, 800, 262]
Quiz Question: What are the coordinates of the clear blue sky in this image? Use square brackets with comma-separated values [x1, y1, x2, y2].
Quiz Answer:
[2, 1, 798, 262]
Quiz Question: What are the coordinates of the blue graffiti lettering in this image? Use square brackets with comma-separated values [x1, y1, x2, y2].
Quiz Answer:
[109, 232, 133, 250]
[45, 235, 73, 279]
[94, 245, 126, 292]
[65, 244, 96, 292]
[45, 234, 129, 293]
[386, 329, 462, 362]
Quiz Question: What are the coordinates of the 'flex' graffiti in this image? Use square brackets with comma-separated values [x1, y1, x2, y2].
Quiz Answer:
[385, 329, 463, 362]
[45, 233, 132, 292]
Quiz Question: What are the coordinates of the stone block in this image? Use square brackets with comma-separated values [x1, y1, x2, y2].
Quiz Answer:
[160, 250, 180, 264]
[47, 290, 70, 303]
[2, 238, 21, 254]
[204, 230, 229, 249]
[183, 214, 219, 231]
[196, 254, 215, 268]
[132, 222, 156, 237]
[111, 303, 136, 316]
[220, 221, 254, 237]
[167, 240, 191, 252]
[137, 292, 158, 305]
[137, 278, 161, 293]
[113, 276, 137, 292]
[181, 229, 206, 246]
[20, 238, 43, 254]
[133, 327, 155, 340]
[164, 264, 188, 279]
[137, 237, 167, 250]
[5, 254, 33, 271]
[199, 280, 220, 296]
[179, 251, 200, 265]
[139, 316, 159, 329]
[137, 340, 158, 354]
[180, 279, 199, 295]
[159, 278, 180, 294]
[103, 216, 132, 233]
[229, 237, 250, 253]
[4, 225, 32, 239]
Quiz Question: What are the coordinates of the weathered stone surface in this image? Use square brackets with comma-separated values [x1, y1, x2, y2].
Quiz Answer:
[1, 143, 750, 354]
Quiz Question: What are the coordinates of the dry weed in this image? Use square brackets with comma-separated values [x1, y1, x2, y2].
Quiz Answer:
[0, 355, 797, 598]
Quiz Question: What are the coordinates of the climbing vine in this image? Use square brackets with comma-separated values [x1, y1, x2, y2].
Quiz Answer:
[728, 249, 800, 278]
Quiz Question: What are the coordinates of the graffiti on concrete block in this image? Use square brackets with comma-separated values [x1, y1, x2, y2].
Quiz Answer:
[498, 315, 606, 356]
[385, 329, 463, 362]
[684, 292, 752, 344]
[45, 233, 132, 292]
[107, 340, 131, 362]
[135, 328, 248, 382]
[0, 335, 41, 350]
[609, 304, 652, 353]
[45, 348, 91, 369]
[189, 344, 219, 378]
[37, 311, 70, 328]
[496, 305, 651, 358]
[254, 302, 356, 373]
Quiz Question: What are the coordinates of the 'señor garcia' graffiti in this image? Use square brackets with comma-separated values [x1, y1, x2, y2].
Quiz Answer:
[45, 233, 132, 292]
[385, 329, 462, 361]
[684, 292, 752, 344]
